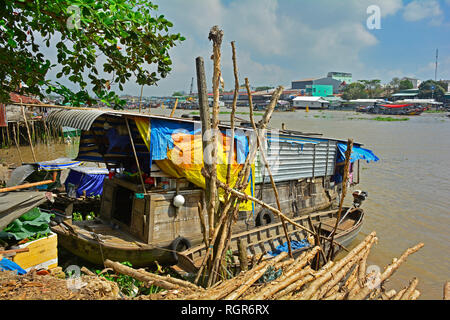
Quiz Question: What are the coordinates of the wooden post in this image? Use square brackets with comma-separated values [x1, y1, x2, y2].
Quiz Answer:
[138, 84, 144, 113]
[327, 138, 353, 261]
[20, 104, 37, 163]
[444, 281, 450, 300]
[226, 41, 239, 186]
[170, 98, 178, 118]
[12, 124, 23, 164]
[125, 118, 147, 195]
[245, 78, 292, 258]
[196, 56, 214, 240]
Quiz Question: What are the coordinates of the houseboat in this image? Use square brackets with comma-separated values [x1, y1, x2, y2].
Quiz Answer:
[45, 108, 379, 267]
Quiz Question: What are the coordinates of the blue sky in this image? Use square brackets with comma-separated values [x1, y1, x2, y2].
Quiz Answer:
[42, 0, 449, 96]
[129, 0, 448, 97]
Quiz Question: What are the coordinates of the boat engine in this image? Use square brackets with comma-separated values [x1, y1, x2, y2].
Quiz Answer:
[352, 190, 368, 207]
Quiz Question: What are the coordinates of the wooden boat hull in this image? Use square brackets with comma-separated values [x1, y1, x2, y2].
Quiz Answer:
[175, 207, 364, 274]
[51, 206, 364, 269]
[50, 222, 176, 267]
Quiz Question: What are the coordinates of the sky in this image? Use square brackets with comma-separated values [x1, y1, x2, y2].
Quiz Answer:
[46, 0, 450, 97]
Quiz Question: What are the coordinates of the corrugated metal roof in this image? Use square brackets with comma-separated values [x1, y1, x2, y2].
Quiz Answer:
[47, 109, 109, 130]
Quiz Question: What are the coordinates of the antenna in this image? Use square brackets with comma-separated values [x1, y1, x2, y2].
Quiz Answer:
[435, 48, 438, 81]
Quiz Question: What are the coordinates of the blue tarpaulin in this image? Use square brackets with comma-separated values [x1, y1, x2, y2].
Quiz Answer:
[337, 143, 379, 164]
[268, 239, 310, 256]
[64, 167, 108, 198]
[149, 118, 250, 163]
[0, 258, 26, 275]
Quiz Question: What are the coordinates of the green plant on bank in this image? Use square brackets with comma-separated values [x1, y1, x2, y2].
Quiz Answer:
[95, 261, 163, 297]
[348, 116, 409, 121]
[371, 116, 409, 121]
[424, 110, 447, 113]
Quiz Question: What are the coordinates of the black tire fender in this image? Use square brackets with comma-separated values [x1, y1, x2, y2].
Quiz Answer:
[170, 236, 192, 264]
[255, 210, 275, 227]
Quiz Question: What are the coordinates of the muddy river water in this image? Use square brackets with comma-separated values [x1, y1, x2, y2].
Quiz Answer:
[1, 108, 449, 299]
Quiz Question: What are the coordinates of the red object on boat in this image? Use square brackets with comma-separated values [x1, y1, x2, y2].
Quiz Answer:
[380, 104, 413, 108]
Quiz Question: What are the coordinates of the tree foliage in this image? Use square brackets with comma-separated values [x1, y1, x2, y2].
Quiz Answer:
[342, 82, 368, 100]
[418, 80, 446, 101]
[0, 0, 185, 108]
[398, 79, 413, 91]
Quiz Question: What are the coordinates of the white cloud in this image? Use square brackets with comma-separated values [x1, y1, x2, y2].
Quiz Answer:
[403, 0, 443, 23]
[136, 0, 407, 96]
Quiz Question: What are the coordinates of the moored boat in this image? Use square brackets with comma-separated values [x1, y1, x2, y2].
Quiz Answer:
[44, 108, 378, 268]
[175, 200, 366, 274]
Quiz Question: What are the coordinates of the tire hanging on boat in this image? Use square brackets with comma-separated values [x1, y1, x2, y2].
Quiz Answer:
[170, 236, 192, 264]
[255, 210, 275, 227]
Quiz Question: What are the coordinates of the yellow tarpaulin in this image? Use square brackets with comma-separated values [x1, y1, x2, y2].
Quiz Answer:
[134, 117, 254, 211]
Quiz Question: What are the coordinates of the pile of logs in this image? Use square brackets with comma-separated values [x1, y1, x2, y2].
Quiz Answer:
[103, 232, 425, 300]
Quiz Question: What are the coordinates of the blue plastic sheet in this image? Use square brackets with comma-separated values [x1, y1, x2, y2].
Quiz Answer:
[268, 239, 310, 256]
[149, 118, 250, 163]
[337, 143, 379, 164]
[64, 169, 107, 198]
[0, 258, 27, 275]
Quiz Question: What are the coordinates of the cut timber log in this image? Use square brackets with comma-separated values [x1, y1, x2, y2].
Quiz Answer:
[310, 236, 377, 300]
[400, 278, 419, 300]
[295, 232, 377, 300]
[224, 251, 289, 300]
[245, 247, 321, 300]
[283, 260, 335, 300]
[104, 260, 202, 292]
[349, 242, 424, 300]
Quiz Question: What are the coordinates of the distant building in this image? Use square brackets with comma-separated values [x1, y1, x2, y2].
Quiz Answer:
[292, 96, 329, 109]
[391, 88, 419, 101]
[401, 77, 421, 89]
[291, 78, 317, 90]
[306, 84, 333, 97]
[313, 77, 344, 94]
[327, 72, 352, 84]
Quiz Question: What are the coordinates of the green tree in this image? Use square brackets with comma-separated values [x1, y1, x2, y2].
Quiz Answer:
[398, 79, 413, 91]
[172, 91, 184, 97]
[418, 80, 446, 101]
[342, 82, 368, 100]
[0, 0, 185, 108]
[359, 79, 382, 98]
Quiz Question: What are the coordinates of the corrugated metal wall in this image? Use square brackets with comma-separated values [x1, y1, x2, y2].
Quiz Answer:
[255, 134, 337, 184]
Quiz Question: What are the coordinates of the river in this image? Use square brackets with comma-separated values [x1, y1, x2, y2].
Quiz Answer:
[1, 107, 448, 299]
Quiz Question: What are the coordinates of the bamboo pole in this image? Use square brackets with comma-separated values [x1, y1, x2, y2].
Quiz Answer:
[11, 124, 23, 164]
[169, 98, 178, 118]
[124, 118, 147, 195]
[245, 77, 292, 259]
[327, 138, 353, 261]
[138, 84, 144, 113]
[225, 41, 239, 186]
[20, 103, 37, 163]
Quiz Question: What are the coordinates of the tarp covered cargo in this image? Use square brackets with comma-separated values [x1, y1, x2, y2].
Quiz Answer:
[0, 191, 48, 231]
[135, 117, 254, 211]
[64, 167, 109, 198]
